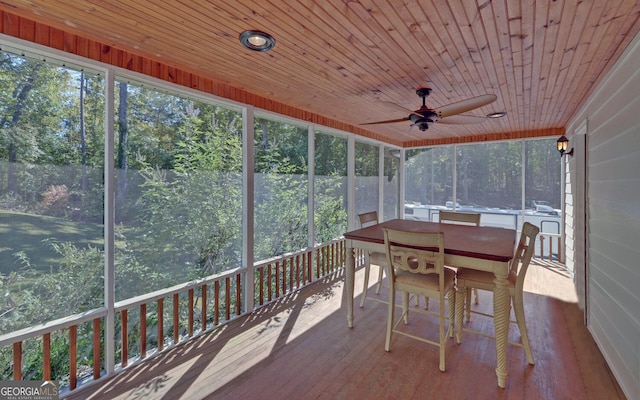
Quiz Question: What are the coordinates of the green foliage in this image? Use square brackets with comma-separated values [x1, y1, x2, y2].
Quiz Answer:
[405, 141, 560, 209]
[129, 101, 244, 283]
[254, 119, 309, 259]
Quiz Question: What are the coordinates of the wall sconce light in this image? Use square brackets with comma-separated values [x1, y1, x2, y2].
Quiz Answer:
[239, 30, 276, 52]
[556, 135, 574, 157]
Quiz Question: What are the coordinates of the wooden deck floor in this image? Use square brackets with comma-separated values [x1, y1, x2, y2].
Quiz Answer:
[66, 260, 625, 400]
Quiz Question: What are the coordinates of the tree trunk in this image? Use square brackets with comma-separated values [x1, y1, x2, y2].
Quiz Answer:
[4, 70, 38, 193]
[80, 72, 87, 192]
[261, 120, 268, 149]
[116, 82, 129, 215]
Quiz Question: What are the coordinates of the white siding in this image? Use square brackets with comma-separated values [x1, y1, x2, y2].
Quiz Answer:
[565, 31, 640, 400]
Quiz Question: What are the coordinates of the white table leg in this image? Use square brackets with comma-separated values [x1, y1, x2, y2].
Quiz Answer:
[493, 271, 511, 388]
[346, 246, 355, 328]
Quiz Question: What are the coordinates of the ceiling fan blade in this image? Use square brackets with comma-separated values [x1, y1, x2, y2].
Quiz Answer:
[360, 117, 409, 126]
[438, 114, 488, 124]
[380, 101, 424, 119]
[380, 101, 413, 113]
[436, 94, 497, 118]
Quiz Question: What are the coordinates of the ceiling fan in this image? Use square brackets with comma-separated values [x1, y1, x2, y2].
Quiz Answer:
[361, 88, 497, 131]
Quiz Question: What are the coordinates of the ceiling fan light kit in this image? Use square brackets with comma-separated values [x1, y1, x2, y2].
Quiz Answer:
[361, 88, 497, 132]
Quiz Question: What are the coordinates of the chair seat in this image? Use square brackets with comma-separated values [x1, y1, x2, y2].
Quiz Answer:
[396, 267, 456, 292]
[369, 251, 388, 266]
[456, 268, 517, 289]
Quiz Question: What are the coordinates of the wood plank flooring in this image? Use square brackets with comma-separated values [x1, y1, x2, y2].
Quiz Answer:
[66, 260, 625, 399]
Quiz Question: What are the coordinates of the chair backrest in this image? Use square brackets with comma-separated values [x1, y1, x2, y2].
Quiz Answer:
[383, 228, 445, 283]
[438, 211, 481, 226]
[512, 222, 540, 292]
[358, 211, 379, 228]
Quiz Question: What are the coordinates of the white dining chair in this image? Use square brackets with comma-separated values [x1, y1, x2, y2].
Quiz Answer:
[383, 228, 456, 372]
[455, 222, 539, 365]
[438, 210, 482, 308]
[357, 211, 387, 307]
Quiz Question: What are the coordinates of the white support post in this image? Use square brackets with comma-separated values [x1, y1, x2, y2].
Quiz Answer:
[104, 68, 116, 375]
[378, 145, 384, 220]
[243, 106, 255, 312]
[399, 148, 406, 219]
[347, 136, 355, 230]
[308, 125, 316, 248]
[452, 145, 457, 210]
[521, 140, 526, 231]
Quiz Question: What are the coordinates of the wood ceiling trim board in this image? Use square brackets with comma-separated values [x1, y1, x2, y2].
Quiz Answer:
[542, 0, 579, 127]
[2, 11, 20, 37]
[410, 1, 478, 103]
[191, 2, 364, 91]
[477, 2, 512, 132]
[506, 0, 525, 128]
[546, 0, 595, 128]
[447, 0, 498, 98]
[518, 0, 535, 124]
[322, 0, 429, 97]
[537, 0, 569, 128]
[9, 2, 221, 80]
[46, 1, 145, 49]
[547, 0, 599, 123]
[488, 0, 519, 134]
[404, 0, 463, 100]
[438, 0, 491, 101]
[559, 1, 611, 120]
[222, 0, 411, 115]
[528, 0, 551, 128]
[573, 1, 640, 105]
[33, 18, 50, 46]
[17, 12, 34, 42]
[103, 0, 277, 84]
[441, 0, 491, 100]
[304, 1, 427, 123]
[368, 0, 453, 99]
[290, 2, 394, 83]
[358, 0, 424, 70]
[298, 0, 415, 97]
[104, 0, 331, 102]
[365, 0, 443, 100]
[247, 0, 408, 104]
[377, 1, 449, 101]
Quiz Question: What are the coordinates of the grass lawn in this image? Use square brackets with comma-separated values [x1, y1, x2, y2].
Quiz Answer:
[0, 210, 104, 275]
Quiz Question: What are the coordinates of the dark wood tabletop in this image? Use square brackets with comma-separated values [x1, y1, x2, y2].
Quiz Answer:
[344, 219, 516, 262]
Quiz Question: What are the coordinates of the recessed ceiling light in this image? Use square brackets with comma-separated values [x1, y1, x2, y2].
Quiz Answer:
[239, 30, 276, 52]
[486, 111, 507, 118]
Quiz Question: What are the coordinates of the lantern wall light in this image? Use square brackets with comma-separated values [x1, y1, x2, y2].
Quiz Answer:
[557, 135, 574, 157]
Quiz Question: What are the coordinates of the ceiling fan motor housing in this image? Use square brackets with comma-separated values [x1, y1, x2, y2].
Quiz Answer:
[410, 109, 437, 130]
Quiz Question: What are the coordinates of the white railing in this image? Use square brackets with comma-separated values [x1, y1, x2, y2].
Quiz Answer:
[405, 209, 564, 261]
[0, 238, 346, 396]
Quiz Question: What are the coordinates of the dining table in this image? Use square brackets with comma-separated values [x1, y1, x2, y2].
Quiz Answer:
[343, 218, 517, 388]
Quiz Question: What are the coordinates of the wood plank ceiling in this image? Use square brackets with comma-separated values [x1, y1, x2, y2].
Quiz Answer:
[1, 0, 639, 147]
